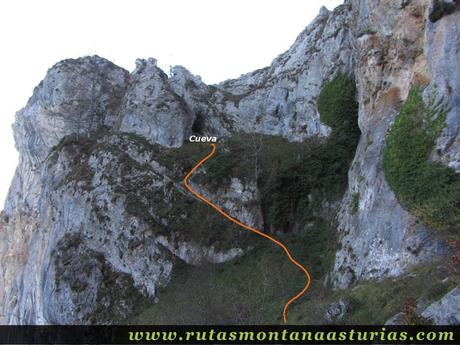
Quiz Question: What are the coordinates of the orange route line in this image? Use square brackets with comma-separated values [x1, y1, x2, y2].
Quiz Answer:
[183, 143, 311, 324]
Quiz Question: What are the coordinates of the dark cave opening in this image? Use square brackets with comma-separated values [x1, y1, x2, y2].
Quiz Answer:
[192, 112, 205, 135]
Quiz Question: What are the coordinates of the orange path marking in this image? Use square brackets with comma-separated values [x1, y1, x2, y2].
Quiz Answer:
[183, 143, 311, 323]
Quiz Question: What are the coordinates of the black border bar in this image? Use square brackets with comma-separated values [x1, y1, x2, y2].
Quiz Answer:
[0, 325, 458, 344]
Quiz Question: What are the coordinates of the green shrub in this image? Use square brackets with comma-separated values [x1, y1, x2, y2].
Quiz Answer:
[359, 27, 377, 37]
[429, 0, 457, 23]
[383, 87, 460, 235]
[351, 192, 360, 214]
[262, 74, 360, 229]
[289, 262, 458, 324]
[157, 74, 360, 232]
[203, 139, 252, 187]
[317, 74, 359, 133]
[126, 221, 336, 325]
[195, 75, 360, 231]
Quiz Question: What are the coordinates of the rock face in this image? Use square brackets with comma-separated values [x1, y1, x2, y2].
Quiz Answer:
[215, 4, 354, 141]
[427, 5, 460, 171]
[332, 0, 458, 288]
[421, 287, 460, 324]
[385, 287, 460, 325]
[12, 56, 129, 166]
[1, 0, 459, 324]
[324, 300, 348, 323]
[0, 55, 260, 323]
[1, 125, 260, 323]
[116, 59, 194, 148]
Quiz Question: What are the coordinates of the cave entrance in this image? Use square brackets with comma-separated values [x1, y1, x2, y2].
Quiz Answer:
[192, 112, 205, 135]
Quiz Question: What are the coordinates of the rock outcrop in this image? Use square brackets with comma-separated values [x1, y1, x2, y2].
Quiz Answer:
[386, 287, 460, 325]
[215, 4, 354, 141]
[332, 0, 458, 288]
[1, 0, 459, 324]
[421, 287, 460, 324]
[116, 58, 194, 148]
[0, 55, 261, 323]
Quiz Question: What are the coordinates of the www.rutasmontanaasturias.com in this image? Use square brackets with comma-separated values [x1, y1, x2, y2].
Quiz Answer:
[127, 328, 455, 343]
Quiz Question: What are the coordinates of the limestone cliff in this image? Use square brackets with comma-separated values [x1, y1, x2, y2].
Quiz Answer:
[332, 0, 460, 288]
[1, 0, 459, 325]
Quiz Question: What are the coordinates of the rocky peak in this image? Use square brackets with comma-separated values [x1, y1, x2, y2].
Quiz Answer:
[13, 55, 129, 165]
[169, 65, 206, 97]
[115, 57, 194, 147]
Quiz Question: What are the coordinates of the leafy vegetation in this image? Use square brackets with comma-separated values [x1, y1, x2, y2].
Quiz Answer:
[383, 87, 460, 236]
[126, 241, 459, 325]
[194, 75, 361, 231]
[52, 75, 362, 324]
[429, 0, 457, 23]
[126, 221, 337, 324]
[125, 75, 360, 324]
[264, 74, 360, 229]
[50, 131, 249, 251]
[289, 262, 458, 324]
[53, 232, 148, 324]
[358, 27, 377, 37]
[110, 141, 253, 250]
[351, 192, 360, 214]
